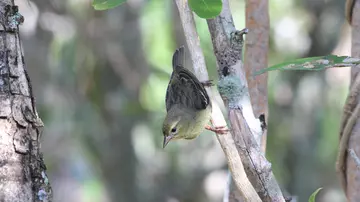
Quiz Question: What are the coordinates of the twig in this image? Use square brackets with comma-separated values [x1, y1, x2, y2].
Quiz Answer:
[348, 149, 360, 169]
[346, 0, 355, 25]
[223, 171, 231, 202]
[207, 0, 285, 201]
[337, 73, 360, 192]
[174, 0, 261, 201]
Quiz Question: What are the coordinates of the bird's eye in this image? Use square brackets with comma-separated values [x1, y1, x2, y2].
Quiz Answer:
[171, 127, 177, 133]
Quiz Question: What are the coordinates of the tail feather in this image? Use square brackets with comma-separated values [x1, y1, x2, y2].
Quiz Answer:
[172, 46, 185, 69]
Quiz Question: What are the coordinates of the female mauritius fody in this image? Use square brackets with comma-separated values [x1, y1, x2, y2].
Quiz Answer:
[162, 46, 228, 148]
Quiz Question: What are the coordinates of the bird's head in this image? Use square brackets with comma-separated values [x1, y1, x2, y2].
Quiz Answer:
[162, 112, 190, 148]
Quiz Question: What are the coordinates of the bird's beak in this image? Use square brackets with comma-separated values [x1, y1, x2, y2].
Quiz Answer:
[163, 135, 173, 148]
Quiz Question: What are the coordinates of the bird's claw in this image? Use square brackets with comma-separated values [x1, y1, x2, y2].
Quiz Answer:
[205, 125, 229, 134]
[201, 80, 214, 87]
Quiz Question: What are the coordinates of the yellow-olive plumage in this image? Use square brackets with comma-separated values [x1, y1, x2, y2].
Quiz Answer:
[162, 46, 212, 148]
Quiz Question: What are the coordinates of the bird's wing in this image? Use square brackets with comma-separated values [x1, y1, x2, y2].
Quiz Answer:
[166, 46, 210, 111]
[165, 72, 175, 111]
[166, 67, 210, 111]
[172, 46, 185, 70]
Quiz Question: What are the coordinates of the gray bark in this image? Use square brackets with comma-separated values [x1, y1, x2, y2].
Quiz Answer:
[0, 1, 52, 201]
[206, 0, 285, 201]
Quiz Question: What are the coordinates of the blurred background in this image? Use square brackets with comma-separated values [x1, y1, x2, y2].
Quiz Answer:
[17, 0, 350, 201]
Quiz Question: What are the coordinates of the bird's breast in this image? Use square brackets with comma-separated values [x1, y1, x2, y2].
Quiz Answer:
[187, 106, 212, 137]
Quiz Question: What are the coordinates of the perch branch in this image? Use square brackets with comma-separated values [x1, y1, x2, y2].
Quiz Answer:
[206, 0, 285, 201]
[175, 0, 261, 201]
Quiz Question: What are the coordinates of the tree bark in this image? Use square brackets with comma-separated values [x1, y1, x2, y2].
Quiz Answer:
[337, 0, 360, 201]
[227, 1, 270, 201]
[175, 1, 261, 201]
[0, 1, 52, 201]
[348, 4, 360, 201]
[206, 0, 285, 201]
[244, 0, 269, 153]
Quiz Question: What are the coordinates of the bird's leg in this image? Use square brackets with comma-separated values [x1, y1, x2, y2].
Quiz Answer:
[201, 80, 214, 87]
[205, 125, 229, 134]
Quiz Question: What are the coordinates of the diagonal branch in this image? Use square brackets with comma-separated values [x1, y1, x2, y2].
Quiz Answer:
[174, 0, 261, 201]
[206, 0, 285, 201]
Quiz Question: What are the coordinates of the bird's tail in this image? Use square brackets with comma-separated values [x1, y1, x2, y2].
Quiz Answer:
[172, 46, 185, 70]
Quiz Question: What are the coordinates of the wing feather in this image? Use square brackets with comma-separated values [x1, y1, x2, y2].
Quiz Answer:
[166, 46, 210, 111]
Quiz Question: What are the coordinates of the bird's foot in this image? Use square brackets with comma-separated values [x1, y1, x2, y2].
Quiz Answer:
[205, 125, 229, 134]
[201, 80, 214, 87]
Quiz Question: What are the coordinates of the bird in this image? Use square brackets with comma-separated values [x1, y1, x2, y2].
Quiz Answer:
[162, 46, 228, 148]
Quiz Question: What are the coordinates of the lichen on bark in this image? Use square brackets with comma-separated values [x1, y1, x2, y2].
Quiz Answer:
[0, 1, 52, 201]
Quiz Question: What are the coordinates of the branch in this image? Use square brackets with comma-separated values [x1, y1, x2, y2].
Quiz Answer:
[206, 0, 285, 201]
[346, 0, 355, 25]
[244, 0, 270, 153]
[348, 149, 360, 168]
[337, 0, 360, 200]
[337, 73, 360, 192]
[174, 0, 261, 201]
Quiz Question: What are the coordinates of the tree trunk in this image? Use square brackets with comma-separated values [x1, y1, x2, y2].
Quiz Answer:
[339, 0, 360, 201]
[0, 1, 52, 201]
[228, 0, 270, 200]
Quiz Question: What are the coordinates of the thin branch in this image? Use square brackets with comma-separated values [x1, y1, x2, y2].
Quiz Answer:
[348, 149, 360, 168]
[223, 171, 232, 202]
[337, 73, 360, 192]
[174, 0, 261, 201]
[206, 0, 285, 201]
[337, 0, 360, 200]
[346, 0, 355, 25]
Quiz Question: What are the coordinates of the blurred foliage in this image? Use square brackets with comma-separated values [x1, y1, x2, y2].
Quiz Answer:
[308, 188, 322, 202]
[188, 0, 223, 19]
[18, 0, 349, 201]
[92, 0, 126, 10]
[92, 0, 223, 19]
[254, 55, 360, 75]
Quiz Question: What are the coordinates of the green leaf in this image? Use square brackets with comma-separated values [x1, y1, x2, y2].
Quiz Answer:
[188, 0, 222, 19]
[92, 0, 126, 10]
[253, 55, 360, 76]
[308, 188, 322, 202]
